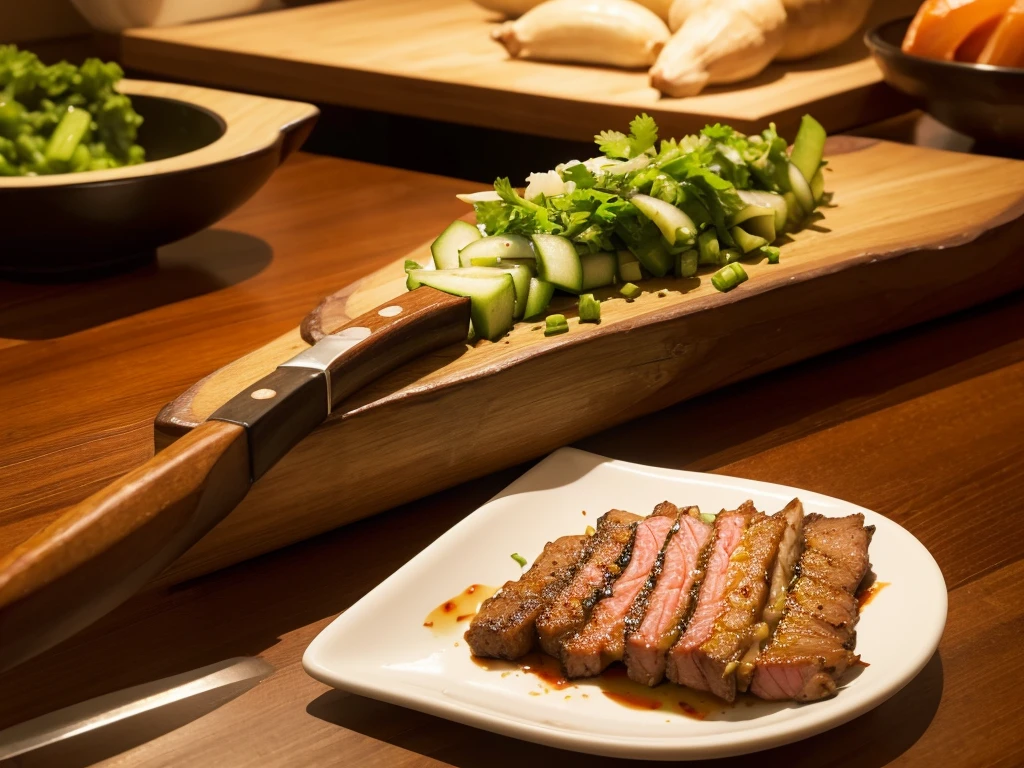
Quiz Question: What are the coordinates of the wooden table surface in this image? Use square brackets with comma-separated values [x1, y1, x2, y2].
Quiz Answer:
[2, 148, 1023, 767]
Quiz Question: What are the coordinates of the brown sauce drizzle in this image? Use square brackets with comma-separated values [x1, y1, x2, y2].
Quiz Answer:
[856, 581, 890, 611]
[424, 584, 498, 633]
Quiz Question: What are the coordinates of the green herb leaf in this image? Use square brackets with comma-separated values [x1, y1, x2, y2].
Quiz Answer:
[511, 552, 527, 567]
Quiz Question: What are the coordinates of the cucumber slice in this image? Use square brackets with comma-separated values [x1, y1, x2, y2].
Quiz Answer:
[788, 161, 815, 216]
[790, 114, 827, 187]
[411, 265, 531, 320]
[469, 256, 499, 267]
[783, 191, 803, 230]
[697, 230, 719, 266]
[730, 226, 768, 253]
[408, 270, 514, 341]
[738, 214, 776, 243]
[629, 236, 673, 278]
[675, 249, 698, 278]
[431, 220, 481, 270]
[728, 204, 775, 229]
[532, 234, 583, 293]
[581, 251, 617, 290]
[630, 194, 697, 246]
[811, 168, 825, 203]
[458, 234, 534, 267]
[617, 250, 642, 283]
[737, 190, 788, 234]
[523, 276, 556, 319]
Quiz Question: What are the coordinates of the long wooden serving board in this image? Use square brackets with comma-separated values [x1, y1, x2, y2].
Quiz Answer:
[148, 137, 1024, 588]
[122, 0, 918, 143]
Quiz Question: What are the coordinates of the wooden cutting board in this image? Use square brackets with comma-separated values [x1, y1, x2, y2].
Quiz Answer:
[148, 136, 1024, 587]
[121, 0, 918, 143]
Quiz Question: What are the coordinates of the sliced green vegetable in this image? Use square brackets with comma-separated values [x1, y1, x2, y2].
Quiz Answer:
[45, 107, 91, 163]
[459, 234, 534, 267]
[431, 220, 481, 270]
[737, 190, 788, 234]
[629, 236, 673, 278]
[580, 251, 617, 290]
[697, 230, 720, 265]
[787, 162, 815, 216]
[790, 114, 827, 186]
[730, 226, 768, 253]
[620, 282, 642, 300]
[699, 511, 716, 525]
[511, 552, 527, 567]
[616, 250, 642, 283]
[544, 313, 569, 336]
[404, 259, 422, 272]
[408, 270, 514, 340]
[811, 168, 825, 203]
[711, 263, 748, 292]
[523, 276, 556, 319]
[783, 191, 803, 230]
[532, 234, 583, 293]
[718, 248, 742, 266]
[578, 293, 601, 323]
[761, 245, 781, 264]
[630, 194, 697, 246]
[675, 249, 698, 278]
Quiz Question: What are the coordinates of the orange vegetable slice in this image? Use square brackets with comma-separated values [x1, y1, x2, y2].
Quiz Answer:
[978, 0, 1024, 66]
[954, 14, 1001, 59]
[903, 0, 1014, 60]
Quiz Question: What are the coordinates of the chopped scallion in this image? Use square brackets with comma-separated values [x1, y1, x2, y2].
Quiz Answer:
[711, 263, 748, 292]
[699, 512, 717, 525]
[578, 293, 601, 323]
[544, 313, 569, 336]
[511, 552, 527, 567]
[697, 230, 719, 265]
[717, 248, 742, 266]
[620, 282, 642, 300]
[676, 249, 698, 278]
[761, 245, 780, 264]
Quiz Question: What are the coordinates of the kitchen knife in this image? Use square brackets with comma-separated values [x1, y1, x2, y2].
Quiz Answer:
[0, 656, 273, 766]
[0, 287, 471, 672]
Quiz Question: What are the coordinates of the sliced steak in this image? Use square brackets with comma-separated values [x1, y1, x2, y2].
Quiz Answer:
[465, 534, 588, 659]
[751, 513, 874, 702]
[624, 510, 712, 686]
[535, 510, 642, 657]
[736, 499, 805, 692]
[561, 502, 680, 677]
[684, 510, 787, 701]
[665, 503, 755, 690]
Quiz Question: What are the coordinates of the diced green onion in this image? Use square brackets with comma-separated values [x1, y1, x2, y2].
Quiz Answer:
[676, 249, 698, 278]
[620, 282, 642, 300]
[544, 313, 569, 336]
[45, 106, 91, 163]
[761, 245, 780, 264]
[699, 512, 716, 525]
[697, 230, 719, 265]
[578, 293, 601, 323]
[511, 552, 527, 567]
[717, 248, 742, 266]
[404, 259, 422, 272]
[711, 263, 748, 292]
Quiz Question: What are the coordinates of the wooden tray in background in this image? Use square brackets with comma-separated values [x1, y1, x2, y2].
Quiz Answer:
[148, 137, 1024, 587]
[121, 0, 919, 142]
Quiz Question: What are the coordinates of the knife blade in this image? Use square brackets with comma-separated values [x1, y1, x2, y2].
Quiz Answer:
[0, 287, 471, 671]
[0, 656, 273, 766]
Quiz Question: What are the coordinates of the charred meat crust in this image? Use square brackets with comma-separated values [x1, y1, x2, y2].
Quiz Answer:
[465, 534, 589, 659]
[535, 510, 642, 657]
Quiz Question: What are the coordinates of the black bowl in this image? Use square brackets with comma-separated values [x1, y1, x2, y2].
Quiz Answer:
[0, 83, 318, 280]
[866, 17, 1024, 149]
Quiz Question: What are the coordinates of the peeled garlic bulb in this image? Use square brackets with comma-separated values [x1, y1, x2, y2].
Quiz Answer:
[630, 0, 676, 21]
[650, 0, 787, 97]
[667, 0, 713, 31]
[471, 0, 548, 18]
[775, 0, 874, 60]
[493, 0, 671, 68]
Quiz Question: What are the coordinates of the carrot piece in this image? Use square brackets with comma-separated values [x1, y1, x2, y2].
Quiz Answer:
[978, 0, 1024, 66]
[954, 14, 1001, 59]
[903, 0, 1014, 60]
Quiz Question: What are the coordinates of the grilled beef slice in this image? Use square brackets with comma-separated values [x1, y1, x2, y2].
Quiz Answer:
[624, 510, 712, 686]
[736, 499, 805, 692]
[561, 502, 680, 678]
[535, 510, 642, 657]
[466, 534, 588, 659]
[665, 503, 755, 691]
[750, 513, 873, 702]
[683, 511, 787, 701]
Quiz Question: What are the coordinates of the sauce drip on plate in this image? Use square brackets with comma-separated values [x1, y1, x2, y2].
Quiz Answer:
[856, 581, 890, 611]
[424, 584, 498, 633]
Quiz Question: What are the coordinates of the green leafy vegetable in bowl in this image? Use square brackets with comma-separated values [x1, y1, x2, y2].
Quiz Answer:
[415, 113, 829, 341]
[0, 45, 145, 176]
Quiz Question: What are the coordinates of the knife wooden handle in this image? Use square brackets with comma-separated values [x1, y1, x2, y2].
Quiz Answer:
[0, 287, 471, 672]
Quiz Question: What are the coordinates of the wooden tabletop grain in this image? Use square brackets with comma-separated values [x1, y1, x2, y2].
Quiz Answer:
[1, 149, 1023, 768]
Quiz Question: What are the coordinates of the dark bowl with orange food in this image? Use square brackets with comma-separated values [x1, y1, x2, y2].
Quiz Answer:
[866, 17, 1024, 148]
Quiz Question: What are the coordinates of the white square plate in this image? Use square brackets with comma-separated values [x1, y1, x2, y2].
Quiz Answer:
[304, 448, 946, 760]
